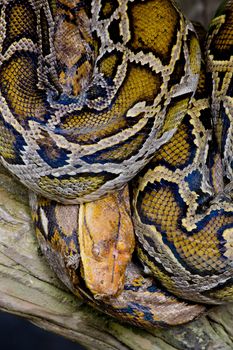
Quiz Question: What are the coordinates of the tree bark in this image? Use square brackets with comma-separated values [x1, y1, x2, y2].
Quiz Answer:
[0, 164, 233, 350]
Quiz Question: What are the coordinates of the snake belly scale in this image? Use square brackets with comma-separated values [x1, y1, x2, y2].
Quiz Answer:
[0, 0, 232, 328]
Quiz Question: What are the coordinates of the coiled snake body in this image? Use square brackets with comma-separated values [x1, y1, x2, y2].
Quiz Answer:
[0, 0, 232, 328]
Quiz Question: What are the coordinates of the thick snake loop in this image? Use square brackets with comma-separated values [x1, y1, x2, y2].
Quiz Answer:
[206, 0, 233, 183]
[0, 0, 200, 203]
[0, 0, 233, 328]
[133, 1, 233, 305]
[133, 71, 233, 304]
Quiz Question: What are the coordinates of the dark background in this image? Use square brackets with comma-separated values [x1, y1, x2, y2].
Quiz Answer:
[0, 0, 222, 349]
[0, 311, 84, 350]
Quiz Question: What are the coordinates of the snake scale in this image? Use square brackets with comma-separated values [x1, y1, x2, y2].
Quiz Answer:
[0, 0, 232, 328]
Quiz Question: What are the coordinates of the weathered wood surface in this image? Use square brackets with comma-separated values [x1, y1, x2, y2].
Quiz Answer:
[1, 0, 233, 349]
[0, 164, 233, 350]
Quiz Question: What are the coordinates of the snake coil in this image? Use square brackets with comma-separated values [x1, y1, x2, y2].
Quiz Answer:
[0, 0, 232, 328]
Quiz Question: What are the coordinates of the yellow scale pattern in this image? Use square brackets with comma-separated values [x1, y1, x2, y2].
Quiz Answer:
[0, 0, 232, 329]
[153, 122, 192, 167]
[128, 0, 179, 59]
[0, 0, 201, 204]
[0, 55, 46, 122]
